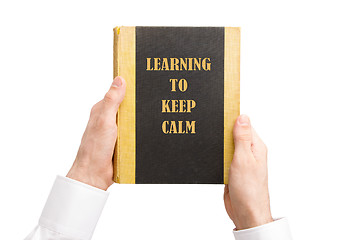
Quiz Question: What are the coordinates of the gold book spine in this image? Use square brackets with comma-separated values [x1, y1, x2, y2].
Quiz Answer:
[113, 27, 120, 183]
[113, 26, 136, 184]
[223, 27, 240, 184]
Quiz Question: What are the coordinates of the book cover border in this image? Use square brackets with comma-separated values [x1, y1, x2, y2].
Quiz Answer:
[113, 26, 240, 184]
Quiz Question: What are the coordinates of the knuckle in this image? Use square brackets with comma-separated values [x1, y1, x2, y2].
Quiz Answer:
[90, 103, 99, 116]
[94, 115, 108, 128]
[234, 126, 252, 141]
[90, 114, 116, 130]
[104, 91, 115, 104]
[236, 133, 251, 142]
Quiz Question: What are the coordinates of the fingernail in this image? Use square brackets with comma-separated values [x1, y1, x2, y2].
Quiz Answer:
[112, 76, 122, 87]
[238, 114, 250, 126]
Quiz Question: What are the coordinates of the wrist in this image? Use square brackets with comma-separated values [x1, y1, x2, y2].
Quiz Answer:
[234, 207, 273, 230]
[66, 165, 110, 191]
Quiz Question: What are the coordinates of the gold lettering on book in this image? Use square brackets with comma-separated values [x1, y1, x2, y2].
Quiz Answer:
[169, 78, 188, 92]
[162, 100, 196, 113]
[146, 58, 211, 71]
[156, 60, 206, 134]
[162, 121, 196, 134]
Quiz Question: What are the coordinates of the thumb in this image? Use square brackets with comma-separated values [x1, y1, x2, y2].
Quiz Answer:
[103, 76, 126, 114]
[233, 114, 252, 150]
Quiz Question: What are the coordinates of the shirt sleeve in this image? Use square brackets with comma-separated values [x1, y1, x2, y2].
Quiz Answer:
[25, 175, 109, 240]
[233, 218, 292, 240]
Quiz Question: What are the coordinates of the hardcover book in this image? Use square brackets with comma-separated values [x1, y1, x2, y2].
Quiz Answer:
[113, 26, 240, 184]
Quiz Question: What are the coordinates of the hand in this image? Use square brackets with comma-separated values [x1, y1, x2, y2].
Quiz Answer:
[66, 76, 126, 190]
[224, 114, 273, 230]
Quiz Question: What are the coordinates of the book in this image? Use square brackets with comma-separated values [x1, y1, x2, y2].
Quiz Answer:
[113, 26, 240, 184]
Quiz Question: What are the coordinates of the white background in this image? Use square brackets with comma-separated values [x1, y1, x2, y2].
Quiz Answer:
[0, 0, 349, 239]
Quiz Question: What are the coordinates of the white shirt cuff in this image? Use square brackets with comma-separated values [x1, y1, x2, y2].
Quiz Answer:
[233, 218, 292, 240]
[39, 175, 109, 240]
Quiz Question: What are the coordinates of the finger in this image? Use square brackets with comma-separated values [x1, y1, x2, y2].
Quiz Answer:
[103, 76, 126, 114]
[233, 114, 252, 151]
